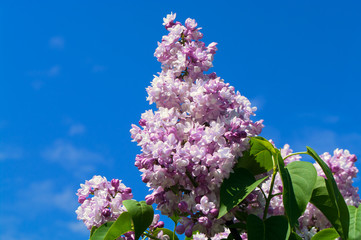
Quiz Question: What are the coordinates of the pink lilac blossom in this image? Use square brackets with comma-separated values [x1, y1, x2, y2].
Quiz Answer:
[131, 14, 263, 237]
[243, 145, 360, 240]
[75, 175, 133, 230]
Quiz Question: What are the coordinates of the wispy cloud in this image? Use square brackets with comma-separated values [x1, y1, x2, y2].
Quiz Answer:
[68, 124, 86, 136]
[20, 180, 77, 213]
[49, 36, 65, 49]
[27, 65, 61, 78]
[67, 221, 88, 235]
[0, 145, 22, 161]
[42, 140, 104, 174]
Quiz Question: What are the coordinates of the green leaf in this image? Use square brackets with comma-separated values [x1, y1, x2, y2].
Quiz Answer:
[348, 205, 361, 240]
[236, 136, 275, 175]
[264, 215, 290, 240]
[90, 226, 98, 237]
[307, 147, 349, 240]
[247, 214, 265, 240]
[103, 212, 132, 240]
[311, 228, 339, 240]
[123, 200, 154, 240]
[218, 168, 268, 218]
[286, 161, 317, 215]
[275, 151, 301, 227]
[153, 228, 179, 240]
[288, 232, 303, 240]
[90, 222, 114, 240]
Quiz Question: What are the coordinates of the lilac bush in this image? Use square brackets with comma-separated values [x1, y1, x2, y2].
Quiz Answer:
[76, 13, 361, 240]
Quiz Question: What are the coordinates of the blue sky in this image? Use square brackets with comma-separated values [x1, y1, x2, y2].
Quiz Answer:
[1, 1, 361, 239]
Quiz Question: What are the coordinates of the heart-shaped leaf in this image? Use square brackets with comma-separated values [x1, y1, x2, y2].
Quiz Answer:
[218, 168, 268, 218]
[123, 200, 154, 240]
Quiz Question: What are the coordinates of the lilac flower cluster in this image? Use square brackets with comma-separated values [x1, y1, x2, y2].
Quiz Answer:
[130, 13, 263, 237]
[75, 175, 133, 230]
[244, 145, 360, 240]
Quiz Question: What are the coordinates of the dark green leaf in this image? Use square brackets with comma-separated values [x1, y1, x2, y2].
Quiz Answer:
[153, 228, 179, 240]
[247, 214, 265, 240]
[264, 215, 290, 240]
[348, 205, 361, 240]
[288, 232, 303, 240]
[275, 151, 301, 227]
[286, 161, 317, 215]
[90, 222, 114, 240]
[218, 168, 268, 218]
[103, 212, 132, 240]
[307, 147, 349, 239]
[311, 228, 339, 240]
[123, 200, 154, 240]
[236, 136, 275, 175]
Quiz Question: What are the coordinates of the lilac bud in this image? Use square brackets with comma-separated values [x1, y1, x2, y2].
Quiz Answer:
[156, 221, 164, 228]
[139, 119, 147, 126]
[123, 187, 132, 194]
[102, 208, 111, 217]
[185, 226, 193, 238]
[175, 225, 185, 234]
[239, 131, 247, 138]
[78, 196, 86, 204]
[111, 179, 120, 190]
[210, 208, 219, 217]
[178, 201, 188, 212]
[145, 195, 155, 205]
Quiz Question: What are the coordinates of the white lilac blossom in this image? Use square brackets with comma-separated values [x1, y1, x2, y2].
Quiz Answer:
[243, 145, 360, 240]
[130, 14, 263, 237]
[75, 175, 133, 229]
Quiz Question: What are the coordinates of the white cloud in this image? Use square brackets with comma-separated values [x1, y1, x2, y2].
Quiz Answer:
[21, 180, 77, 213]
[49, 36, 64, 49]
[27, 65, 61, 78]
[67, 221, 88, 235]
[68, 124, 86, 136]
[42, 140, 104, 174]
[0, 145, 22, 161]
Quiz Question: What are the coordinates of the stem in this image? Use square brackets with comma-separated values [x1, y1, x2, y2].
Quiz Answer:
[258, 186, 267, 200]
[186, 171, 199, 188]
[226, 221, 242, 240]
[144, 233, 161, 240]
[283, 151, 307, 161]
[263, 167, 278, 220]
[173, 221, 177, 240]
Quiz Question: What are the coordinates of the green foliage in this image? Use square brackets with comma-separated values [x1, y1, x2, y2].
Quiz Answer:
[275, 150, 301, 227]
[90, 222, 114, 240]
[123, 200, 154, 240]
[218, 167, 268, 218]
[307, 147, 350, 239]
[236, 137, 274, 175]
[311, 228, 339, 240]
[264, 215, 290, 240]
[285, 161, 317, 215]
[103, 212, 132, 240]
[90, 226, 98, 237]
[348, 205, 361, 240]
[153, 228, 179, 240]
[247, 214, 265, 240]
[246, 214, 290, 240]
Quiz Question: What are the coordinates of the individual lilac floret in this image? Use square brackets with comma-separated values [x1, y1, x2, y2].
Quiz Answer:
[131, 13, 263, 237]
[75, 175, 133, 229]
